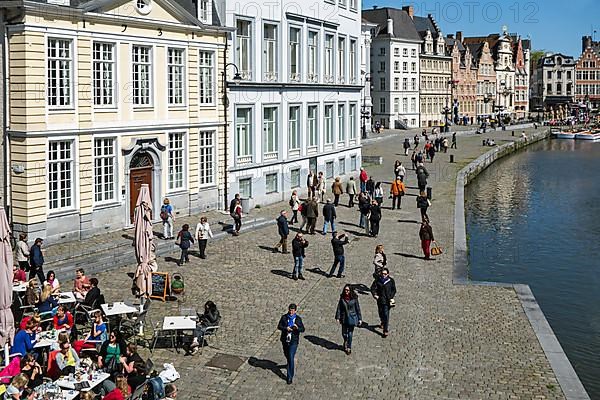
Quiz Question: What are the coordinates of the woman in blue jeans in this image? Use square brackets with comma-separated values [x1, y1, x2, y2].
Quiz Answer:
[277, 304, 305, 384]
[335, 285, 362, 355]
[176, 224, 194, 266]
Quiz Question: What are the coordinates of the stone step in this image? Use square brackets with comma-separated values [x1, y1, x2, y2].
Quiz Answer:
[44, 217, 272, 279]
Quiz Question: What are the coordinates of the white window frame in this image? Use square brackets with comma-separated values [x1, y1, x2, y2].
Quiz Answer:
[337, 103, 345, 143]
[47, 37, 73, 108]
[132, 44, 152, 106]
[289, 26, 301, 82]
[308, 31, 319, 83]
[92, 41, 115, 107]
[239, 178, 252, 198]
[263, 23, 278, 81]
[324, 104, 334, 144]
[288, 105, 301, 150]
[167, 132, 186, 191]
[307, 104, 319, 147]
[325, 161, 334, 179]
[349, 103, 357, 140]
[235, 18, 253, 80]
[338, 36, 346, 83]
[199, 50, 215, 105]
[47, 139, 76, 212]
[324, 33, 335, 83]
[199, 0, 210, 23]
[290, 168, 301, 188]
[167, 47, 185, 106]
[93, 137, 117, 205]
[235, 107, 253, 160]
[198, 130, 215, 187]
[350, 155, 357, 171]
[338, 157, 346, 175]
[349, 38, 357, 83]
[265, 173, 278, 194]
[263, 106, 279, 154]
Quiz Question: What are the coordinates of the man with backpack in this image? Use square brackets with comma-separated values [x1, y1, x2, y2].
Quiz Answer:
[160, 198, 175, 239]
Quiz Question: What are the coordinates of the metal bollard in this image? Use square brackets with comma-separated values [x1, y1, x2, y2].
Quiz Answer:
[482, 140, 486, 146]
[426, 186, 432, 200]
[512, 131, 515, 136]
[450, 154, 454, 163]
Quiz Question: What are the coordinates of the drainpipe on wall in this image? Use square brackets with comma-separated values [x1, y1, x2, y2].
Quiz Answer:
[0, 9, 9, 222]
[222, 38, 229, 211]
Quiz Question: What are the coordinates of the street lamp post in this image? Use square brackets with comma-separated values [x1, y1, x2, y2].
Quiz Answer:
[361, 73, 371, 139]
[444, 80, 458, 132]
[222, 62, 242, 211]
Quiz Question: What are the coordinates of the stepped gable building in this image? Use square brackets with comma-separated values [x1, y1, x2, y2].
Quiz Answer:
[0, 0, 229, 242]
[218, 0, 363, 206]
[363, 6, 422, 129]
[446, 32, 477, 124]
[413, 14, 452, 128]
[575, 36, 600, 110]
[467, 41, 497, 121]
[531, 53, 576, 114]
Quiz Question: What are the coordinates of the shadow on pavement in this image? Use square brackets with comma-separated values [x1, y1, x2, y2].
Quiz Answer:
[394, 252, 424, 260]
[306, 267, 328, 277]
[397, 219, 420, 224]
[164, 256, 180, 265]
[270, 269, 292, 279]
[338, 221, 359, 228]
[361, 323, 385, 338]
[217, 221, 233, 232]
[350, 283, 371, 296]
[247, 357, 287, 381]
[258, 245, 277, 253]
[305, 335, 343, 352]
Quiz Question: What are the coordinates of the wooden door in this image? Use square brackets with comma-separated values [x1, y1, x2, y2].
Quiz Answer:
[130, 167, 153, 223]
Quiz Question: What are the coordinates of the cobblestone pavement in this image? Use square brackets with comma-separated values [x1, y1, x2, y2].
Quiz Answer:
[90, 126, 563, 399]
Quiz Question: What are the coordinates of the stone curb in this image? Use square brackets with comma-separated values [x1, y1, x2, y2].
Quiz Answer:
[452, 129, 591, 400]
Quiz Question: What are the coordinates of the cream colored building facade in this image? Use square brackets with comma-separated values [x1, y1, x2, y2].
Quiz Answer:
[2, 0, 229, 242]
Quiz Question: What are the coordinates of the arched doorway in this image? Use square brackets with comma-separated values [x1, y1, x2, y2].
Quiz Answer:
[129, 152, 154, 223]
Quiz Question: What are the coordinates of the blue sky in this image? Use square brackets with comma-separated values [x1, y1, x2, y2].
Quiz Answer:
[362, 0, 599, 57]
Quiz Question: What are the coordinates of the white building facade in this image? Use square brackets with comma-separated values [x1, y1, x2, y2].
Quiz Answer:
[216, 0, 363, 206]
[363, 6, 422, 129]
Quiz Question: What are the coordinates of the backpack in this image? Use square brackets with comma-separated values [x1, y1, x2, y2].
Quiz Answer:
[142, 377, 164, 400]
[300, 203, 308, 216]
[160, 205, 169, 221]
[289, 197, 295, 207]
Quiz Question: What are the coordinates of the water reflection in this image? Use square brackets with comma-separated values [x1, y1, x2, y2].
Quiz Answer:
[466, 139, 600, 398]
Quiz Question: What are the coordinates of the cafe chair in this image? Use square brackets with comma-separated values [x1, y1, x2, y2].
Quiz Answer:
[150, 320, 172, 354]
[198, 325, 220, 355]
[120, 309, 149, 342]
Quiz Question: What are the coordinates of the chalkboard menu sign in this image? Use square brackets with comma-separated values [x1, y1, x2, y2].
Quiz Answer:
[150, 272, 169, 301]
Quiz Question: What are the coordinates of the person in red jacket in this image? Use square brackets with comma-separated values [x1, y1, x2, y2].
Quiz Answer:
[103, 375, 130, 400]
[359, 168, 368, 193]
[53, 305, 74, 332]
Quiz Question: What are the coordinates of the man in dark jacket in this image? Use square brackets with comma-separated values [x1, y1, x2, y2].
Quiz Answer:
[329, 232, 349, 278]
[29, 237, 45, 284]
[306, 198, 319, 235]
[274, 210, 290, 253]
[322, 199, 336, 235]
[366, 176, 375, 197]
[277, 303, 305, 384]
[291, 233, 309, 280]
[416, 165, 429, 192]
[370, 268, 397, 337]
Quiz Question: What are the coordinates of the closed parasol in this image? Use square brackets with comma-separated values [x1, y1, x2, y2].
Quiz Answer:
[0, 209, 15, 357]
[133, 184, 157, 299]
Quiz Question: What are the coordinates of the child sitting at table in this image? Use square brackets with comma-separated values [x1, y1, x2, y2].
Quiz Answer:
[73, 311, 107, 354]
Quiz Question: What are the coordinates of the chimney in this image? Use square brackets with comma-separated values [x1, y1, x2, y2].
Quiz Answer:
[372, 5, 378, 9]
[387, 19, 394, 36]
[402, 5, 414, 18]
[456, 31, 463, 42]
[583, 36, 592, 53]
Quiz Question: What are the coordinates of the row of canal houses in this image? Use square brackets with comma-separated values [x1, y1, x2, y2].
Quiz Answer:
[0, 0, 530, 242]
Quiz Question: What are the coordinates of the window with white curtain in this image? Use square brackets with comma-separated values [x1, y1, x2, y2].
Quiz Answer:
[263, 107, 278, 153]
[308, 31, 318, 82]
[349, 103, 356, 139]
[132, 45, 151, 105]
[338, 36, 346, 83]
[325, 34, 335, 82]
[350, 39, 357, 83]
[263, 24, 278, 81]
[92, 42, 114, 106]
[47, 38, 72, 107]
[94, 138, 116, 203]
[324, 105, 334, 144]
[167, 48, 185, 105]
[168, 133, 185, 190]
[199, 131, 215, 186]
[308, 105, 318, 147]
[337, 104, 345, 142]
[236, 20, 252, 79]
[199, 0, 209, 22]
[48, 140, 74, 210]
[288, 106, 300, 150]
[236, 108, 252, 158]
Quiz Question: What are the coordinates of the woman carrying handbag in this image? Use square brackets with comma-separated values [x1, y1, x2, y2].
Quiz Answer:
[335, 285, 362, 355]
[419, 218, 435, 260]
[176, 224, 194, 266]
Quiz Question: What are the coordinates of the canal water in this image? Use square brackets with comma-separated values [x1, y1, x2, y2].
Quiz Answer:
[466, 138, 600, 399]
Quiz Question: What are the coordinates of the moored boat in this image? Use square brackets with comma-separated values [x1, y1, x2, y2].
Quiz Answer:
[575, 131, 600, 140]
[553, 131, 576, 139]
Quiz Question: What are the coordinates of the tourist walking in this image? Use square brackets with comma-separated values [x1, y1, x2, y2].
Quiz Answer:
[416, 191, 430, 220]
[428, 144, 436, 163]
[419, 218, 435, 260]
[373, 182, 384, 206]
[359, 168, 368, 193]
[335, 285, 362, 355]
[416, 164, 429, 192]
[390, 177, 405, 210]
[372, 244, 387, 279]
[346, 177, 357, 207]
[403, 138, 411, 155]
[278, 304, 305, 384]
[306, 198, 319, 235]
[289, 190, 300, 224]
[442, 137, 449, 153]
[451, 132, 457, 149]
[413, 134, 420, 149]
[232, 199, 242, 235]
[176, 224, 194, 266]
[416, 150, 424, 165]
[369, 200, 382, 237]
[298, 199, 309, 233]
[331, 177, 343, 207]
[395, 161, 406, 181]
[307, 171, 317, 199]
[16, 233, 30, 272]
[370, 268, 396, 337]
[358, 194, 371, 233]
[366, 176, 375, 198]
[291, 233, 309, 280]
[29, 238, 45, 284]
[194, 217, 213, 259]
[410, 150, 417, 170]
[160, 198, 175, 239]
[329, 232, 349, 278]
[322, 199, 336, 235]
[274, 211, 290, 254]
[317, 172, 326, 203]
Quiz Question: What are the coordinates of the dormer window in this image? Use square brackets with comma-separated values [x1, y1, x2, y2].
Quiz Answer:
[136, 0, 151, 15]
[199, 0, 210, 23]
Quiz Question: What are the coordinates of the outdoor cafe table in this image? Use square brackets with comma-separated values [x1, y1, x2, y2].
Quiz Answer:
[55, 371, 111, 396]
[101, 302, 138, 316]
[12, 282, 26, 292]
[162, 316, 197, 352]
[57, 291, 77, 305]
[34, 330, 59, 349]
